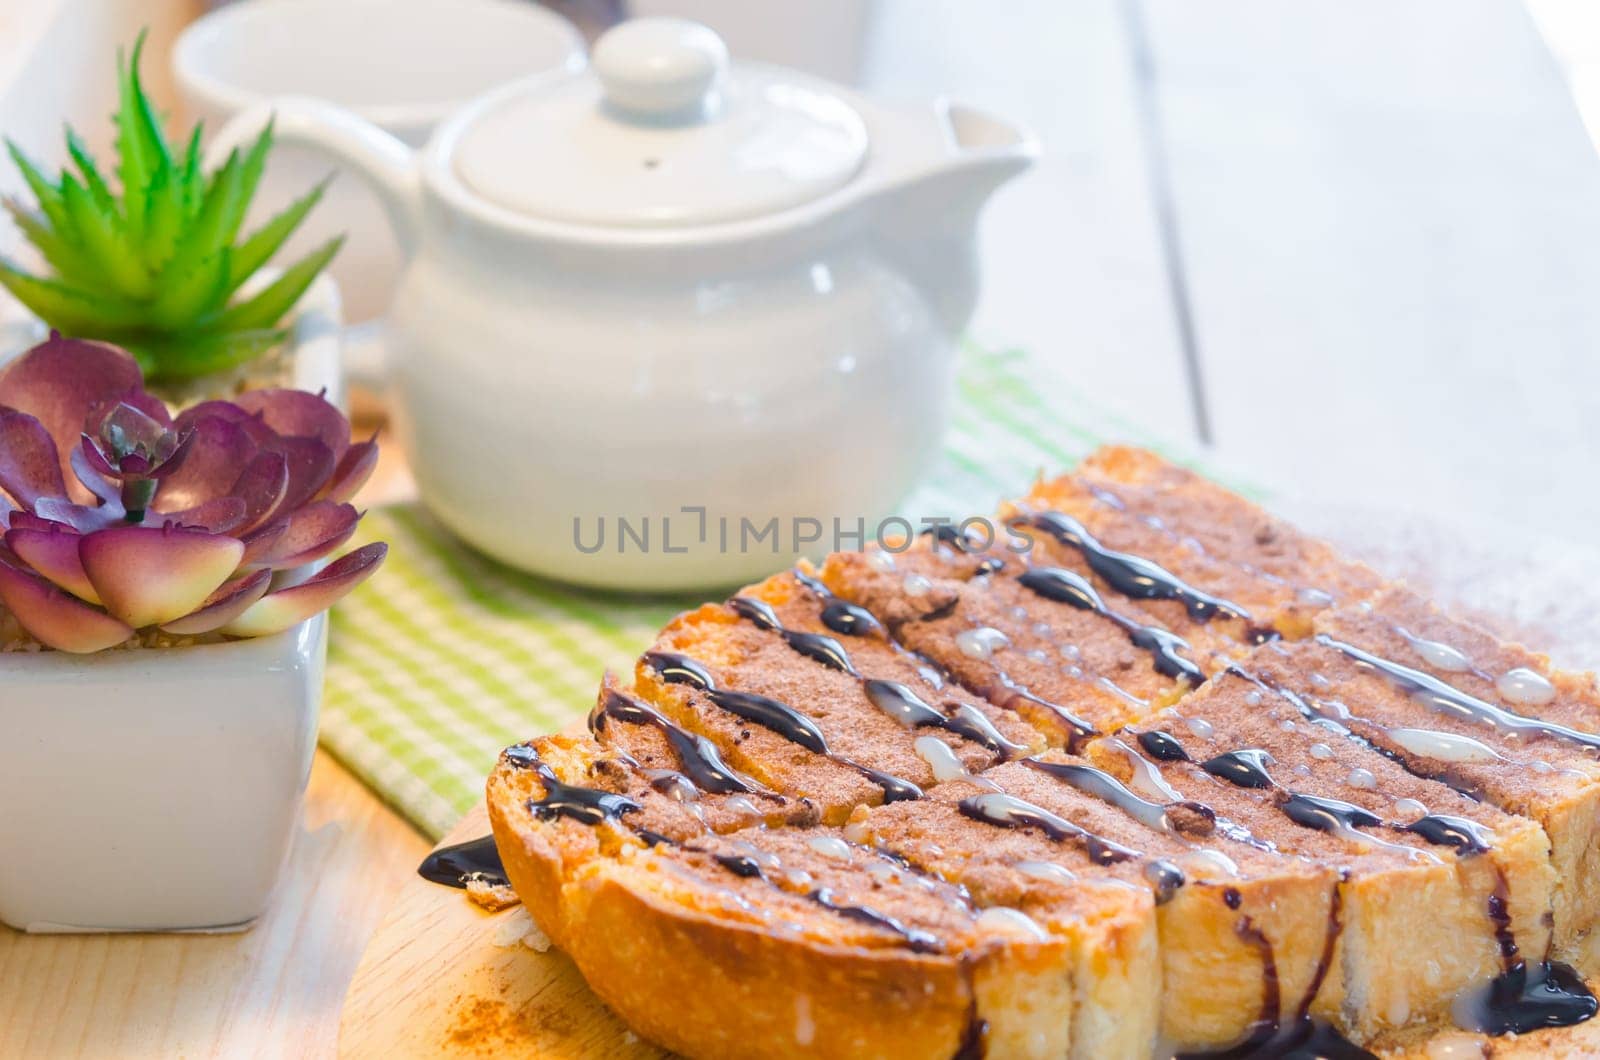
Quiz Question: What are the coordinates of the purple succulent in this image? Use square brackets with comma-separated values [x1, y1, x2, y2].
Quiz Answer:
[0, 334, 385, 652]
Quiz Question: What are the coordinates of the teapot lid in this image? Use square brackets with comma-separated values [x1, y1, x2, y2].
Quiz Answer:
[452, 18, 868, 227]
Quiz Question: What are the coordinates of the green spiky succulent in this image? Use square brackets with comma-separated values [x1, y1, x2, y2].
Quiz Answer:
[0, 33, 340, 384]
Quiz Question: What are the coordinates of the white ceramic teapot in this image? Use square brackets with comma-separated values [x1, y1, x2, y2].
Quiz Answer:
[212, 17, 1035, 591]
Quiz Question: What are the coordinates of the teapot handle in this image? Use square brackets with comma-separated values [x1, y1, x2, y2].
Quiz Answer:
[207, 98, 423, 256]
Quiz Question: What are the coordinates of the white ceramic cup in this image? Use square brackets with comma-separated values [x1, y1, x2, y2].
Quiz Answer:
[173, 0, 585, 323]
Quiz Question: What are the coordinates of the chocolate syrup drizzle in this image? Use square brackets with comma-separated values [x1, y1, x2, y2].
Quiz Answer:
[418, 746, 641, 890]
[820, 599, 885, 638]
[1139, 729, 1191, 762]
[923, 523, 977, 551]
[644, 652, 822, 751]
[1084, 480, 1352, 609]
[528, 761, 642, 826]
[957, 790, 1145, 869]
[710, 849, 943, 953]
[590, 689, 764, 796]
[1458, 960, 1599, 1035]
[643, 651, 923, 803]
[725, 593, 1026, 761]
[1278, 792, 1382, 836]
[1458, 859, 1598, 1034]
[1196, 745, 1452, 864]
[920, 523, 1006, 578]
[979, 669, 1099, 749]
[1232, 917, 1280, 1051]
[1200, 749, 1276, 790]
[728, 596, 859, 676]
[794, 565, 1100, 747]
[1016, 566, 1207, 684]
[1318, 635, 1600, 752]
[1020, 755, 1305, 905]
[1403, 813, 1491, 856]
[417, 835, 507, 890]
[792, 567, 950, 689]
[1173, 884, 1369, 1057]
[1488, 872, 1519, 969]
[1015, 511, 1251, 624]
[953, 989, 989, 1060]
[1184, 733, 1595, 1034]
[1175, 904, 1377, 1060]
[1124, 733, 1281, 854]
[813, 887, 944, 952]
[1180, 1019, 1376, 1060]
[1206, 674, 1504, 858]
[515, 742, 956, 955]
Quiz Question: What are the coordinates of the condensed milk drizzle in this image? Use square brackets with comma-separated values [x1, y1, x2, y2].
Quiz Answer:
[1024, 757, 1213, 835]
[1318, 636, 1600, 752]
[864, 680, 1030, 760]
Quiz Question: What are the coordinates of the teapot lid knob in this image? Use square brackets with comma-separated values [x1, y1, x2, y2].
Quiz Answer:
[451, 15, 871, 226]
[593, 17, 728, 122]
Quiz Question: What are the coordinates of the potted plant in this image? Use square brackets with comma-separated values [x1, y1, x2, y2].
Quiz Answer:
[0, 335, 385, 932]
[0, 34, 339, 404]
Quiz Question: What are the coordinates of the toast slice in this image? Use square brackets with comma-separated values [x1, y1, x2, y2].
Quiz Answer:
[851, 754, 1340, 1052]
[1085, 668, 1557, 1039]
[1287, 587, 1600, 969]
[818, 542, 1202, 748]
[487, 731, 1160, 1059]
[1010, 446, 1383, 644]
[628, 570, 1043, 824]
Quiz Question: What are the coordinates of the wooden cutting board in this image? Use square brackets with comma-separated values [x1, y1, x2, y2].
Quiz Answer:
[337, 801, 665, 1059]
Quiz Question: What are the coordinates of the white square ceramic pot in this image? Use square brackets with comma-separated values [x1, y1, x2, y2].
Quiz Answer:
[0, 276, 344, 933]
[0, 617, 326, 932]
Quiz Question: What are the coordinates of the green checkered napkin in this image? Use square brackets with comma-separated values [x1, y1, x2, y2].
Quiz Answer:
[323, 346, 1182, 838]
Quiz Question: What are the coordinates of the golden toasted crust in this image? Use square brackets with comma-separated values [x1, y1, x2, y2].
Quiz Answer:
[1313, 587, 1600, 965]
[487, 739, 1169, 1059]
[851, 762, 1340, 1051]
[563, 865, 972, 1060]
[1053, 891, 1161, 1059]
[1156, 873, 1339, 1046]
[488, 745, 966, 1058]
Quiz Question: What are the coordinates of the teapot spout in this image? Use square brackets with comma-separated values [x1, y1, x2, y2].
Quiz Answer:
[872, 100, 1037, 335]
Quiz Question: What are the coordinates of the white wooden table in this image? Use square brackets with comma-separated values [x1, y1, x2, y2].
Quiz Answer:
[3, 1, 1599, 1055]
[863, 0, 1600, 541]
